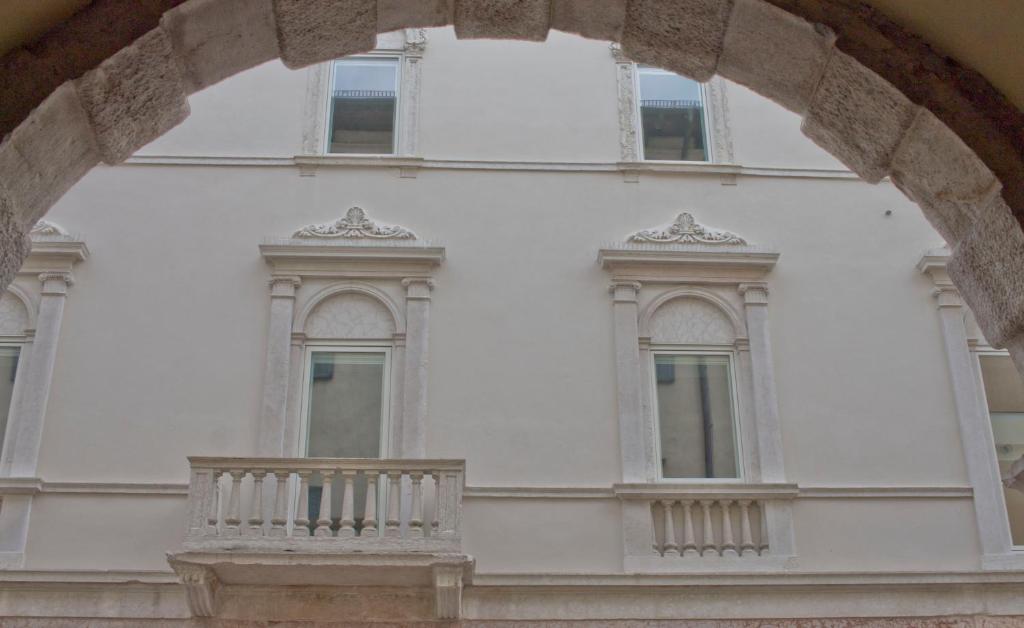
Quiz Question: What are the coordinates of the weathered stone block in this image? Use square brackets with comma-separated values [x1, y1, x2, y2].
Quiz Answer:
[621, 0, 733, 82]
[718, 0, 834, 114]
[802, 50, 917, 183]
[273, 0, 377, 69]
[161, 0, 279, 92]
[379, 0, 454, 31]
[892, 108, 1001, 245]
[948, 195, 1024, 348]
[74, 28, 190, 164]
[454, 0, 551, 41]
[0, 191, 32, 292]
[0, 83, 100, 223]
[550, 0, 627, 42]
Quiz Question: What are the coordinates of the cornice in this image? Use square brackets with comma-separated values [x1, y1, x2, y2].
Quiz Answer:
[598, 244, 779, 283]
[260, 240, 445, 279]
[18, 239, 89, 275]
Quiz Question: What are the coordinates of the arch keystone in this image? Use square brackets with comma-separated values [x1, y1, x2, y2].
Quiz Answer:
[272, 0, 377, 69]
[621, 0, 734, 83]
[802, 49, 917, 183]
[454, 0, 552, 41]
[379, 0, 454, 31]
[718, 0, 835, 114]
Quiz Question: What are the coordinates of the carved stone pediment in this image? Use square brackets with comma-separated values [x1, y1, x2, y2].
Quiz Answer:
[628, 212, 746, 245]
[30, 220, 69, 238]
[292, 207, 416, 240]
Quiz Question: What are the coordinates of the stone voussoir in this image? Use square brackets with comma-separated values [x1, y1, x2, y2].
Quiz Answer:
[378, 0, 455, 32]
[0, 82, 101, 224]
[0, 191, 32, 292]
[621, 0, 734, 83]
[718, 0, 835, 114]
[801, 49, 918, 184]
[453, 0, 552, 41]
[891, 107, 1002, 246]
[272, 0, 377, 69]
[161, 0, 280, 93]
[74, 28, 191, 165]
[550, 0, 628, 42]
[948, 195, 1024, 348]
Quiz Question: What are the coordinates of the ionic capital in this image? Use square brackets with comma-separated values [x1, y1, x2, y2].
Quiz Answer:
[38, 272, 72, 295]
[402, 277, 434, 300]
[609, 281, 642, 303]
[932, 285, 963, 308]
[268, 275, 301, 298]
[738, 282, 769, 305]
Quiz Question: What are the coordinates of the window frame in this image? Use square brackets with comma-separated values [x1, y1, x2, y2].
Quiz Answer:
[0, 341, 22, 457]
[323, 55, 403, 157]
[649, 346, 744, 482]
[632, 65, 714, 164]
[296, 341, 394, 460]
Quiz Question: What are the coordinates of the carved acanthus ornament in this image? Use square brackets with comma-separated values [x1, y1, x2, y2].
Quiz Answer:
[30, 220, 69, 237]
[292, 207, 416, 240]
[628, 212, 747, 245]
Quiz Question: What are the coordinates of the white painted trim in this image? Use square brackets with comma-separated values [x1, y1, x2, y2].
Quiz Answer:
[470, 570, 1024, 587]
[798, 485, 973, 499]
[464, 486, 616, 499]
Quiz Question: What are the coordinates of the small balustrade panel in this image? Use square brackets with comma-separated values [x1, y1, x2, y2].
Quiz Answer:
[184, 457, 464, 552]
[652, 498, 765, 557]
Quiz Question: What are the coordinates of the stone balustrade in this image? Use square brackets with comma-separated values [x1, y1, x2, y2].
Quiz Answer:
[183, 457, 464, 553]
[615, 482, 799, 571]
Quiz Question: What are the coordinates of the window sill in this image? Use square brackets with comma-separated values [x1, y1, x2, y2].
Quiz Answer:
[981, 552, 1024, 571]
[613, 482, 799, 500]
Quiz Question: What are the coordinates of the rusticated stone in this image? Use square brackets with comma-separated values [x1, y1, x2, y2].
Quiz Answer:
[0, 192, 32, 292]
[454, 0, 551, 41]
[948, 196, 1024, 348]
[621, 0, 734, 82]
[74, 28, 190, 164]
[550, 0, 628, 42]
[802, 50, 917, 183]
[891, 108, 1002, 245]
[161, 0, 279, 92]
[378, 0, 454, 32]
[0, 83, 100, 223]
[272, 0, 376, 69]
[719, 0, 835, 114]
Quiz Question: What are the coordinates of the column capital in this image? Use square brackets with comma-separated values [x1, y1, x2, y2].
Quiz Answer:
[38, 272, 72, 294]
[932, 285, 963, 308]
[738, 282, 769, 304]
[268, 276, 301, 298]
[402, 277, 434, 300]
[609, 281, 642, 302]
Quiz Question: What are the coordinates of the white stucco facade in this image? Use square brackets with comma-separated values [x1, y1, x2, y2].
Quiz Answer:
[0, 28, 1021, 625]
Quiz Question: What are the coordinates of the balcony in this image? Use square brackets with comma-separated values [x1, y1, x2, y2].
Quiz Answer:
[167, 457, 472, 620]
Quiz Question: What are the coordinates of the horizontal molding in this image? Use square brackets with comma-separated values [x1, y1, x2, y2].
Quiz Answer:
[0, 569, 179, 585]
[0, 479, 188, 496]
[122, 154, 858, 180]
[798, 485, 973, 499]
[465, 486, 616, 499]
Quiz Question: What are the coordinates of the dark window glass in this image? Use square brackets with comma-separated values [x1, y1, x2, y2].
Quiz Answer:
[328, 59, 399, 154]
[638, 67, 709, 162]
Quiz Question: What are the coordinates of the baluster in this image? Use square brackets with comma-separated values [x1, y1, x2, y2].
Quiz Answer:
[270, 469, 289, 537]
[223, 470, 243, 536]
[430, 471, 441, 535]
[700, 500, 718, 557]
[681, 501, 699, 557]
[660, 500, 679, 556]
[720, 500, 738, 557]
[292, 470, 311, 536]
[246, 470, 266, 536]
[339, 470, 356, 538]
[409, 472, 425, 537]
[385, 471, 402, 537]
[207, 471, 221, 536]
[315, 470, 334, 538]
[759, 501, 770, 554]
[738, 500, 756, 557]
[363, 471, 378, 537]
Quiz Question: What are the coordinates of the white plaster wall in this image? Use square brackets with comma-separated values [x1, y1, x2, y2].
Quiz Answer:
[22, 27, 979, 575]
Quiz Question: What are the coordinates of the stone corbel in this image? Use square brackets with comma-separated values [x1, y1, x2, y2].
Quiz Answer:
[433, 564, 463, 620]
[172, 562, 220, 617]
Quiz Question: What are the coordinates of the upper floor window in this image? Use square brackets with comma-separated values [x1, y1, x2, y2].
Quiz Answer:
[980, 353, 1024, 547]
[636, 67, 710, 162]
[654, 352, 739, 479]
[327, 58, 400, 155]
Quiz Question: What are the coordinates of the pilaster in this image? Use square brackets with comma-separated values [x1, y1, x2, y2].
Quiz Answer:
[401, 277, 433, 458]
[610, 281, 648, 482]
[738, 283, 785, 484]
[257, 276, 300, 456]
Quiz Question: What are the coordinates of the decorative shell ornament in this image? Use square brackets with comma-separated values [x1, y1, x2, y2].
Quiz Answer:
[292, 207, 416, 240]
[628, 212, 746, 245]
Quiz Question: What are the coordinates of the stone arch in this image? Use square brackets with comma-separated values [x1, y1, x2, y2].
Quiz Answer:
[0, 284, 35, 336]
[296, 282, 404, 338]
[0, 0, 1022, 368]
[640, 287, 745, 343]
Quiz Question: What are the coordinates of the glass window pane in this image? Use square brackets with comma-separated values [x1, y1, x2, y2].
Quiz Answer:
[981, 355, 1024, 545]
[328, 58, 398, 154]
[637, 67, 708, 162]
[306, 351, 386, 459]
[0, 346, 17, 453]
[655, 354, 738, 479]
